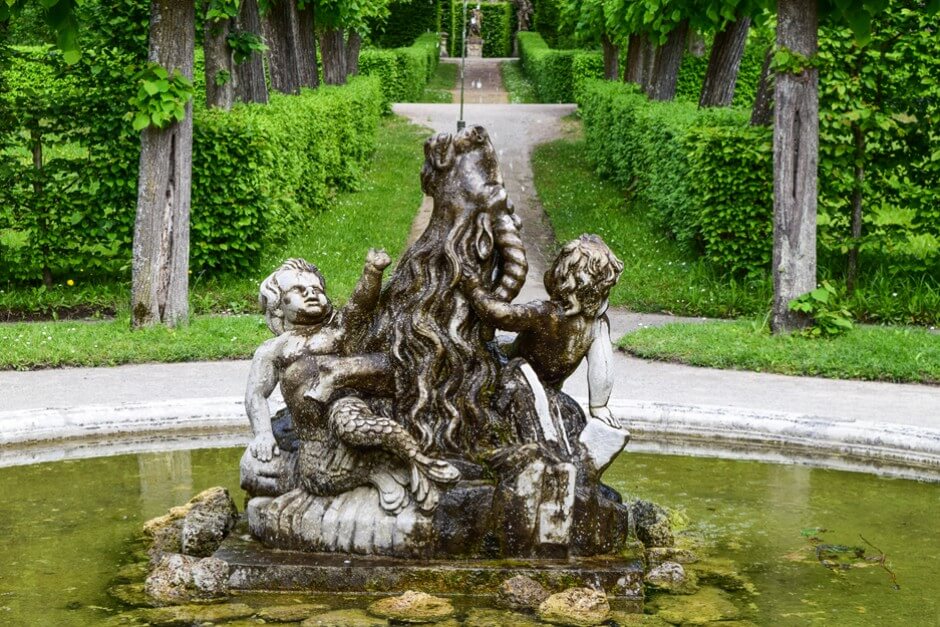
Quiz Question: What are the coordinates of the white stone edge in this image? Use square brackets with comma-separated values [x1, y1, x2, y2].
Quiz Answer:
[1, 396, 938, 479]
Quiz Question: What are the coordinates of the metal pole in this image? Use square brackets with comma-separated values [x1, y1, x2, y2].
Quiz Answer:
[458, 0, 468, 131]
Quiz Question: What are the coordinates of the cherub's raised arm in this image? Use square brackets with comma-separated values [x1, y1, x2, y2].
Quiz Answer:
[341, 249, 391, 330]
[469, 286, 552, 332]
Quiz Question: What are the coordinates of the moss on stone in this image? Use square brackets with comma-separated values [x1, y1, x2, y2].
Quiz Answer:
[256, 603, 330, 622]
[649, 586, 742, 625]
[301, 609, 389, 626]
[368, 590, 455, 623]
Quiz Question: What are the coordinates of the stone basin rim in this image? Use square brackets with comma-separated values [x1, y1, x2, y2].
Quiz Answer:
[1, 395, 938, 482]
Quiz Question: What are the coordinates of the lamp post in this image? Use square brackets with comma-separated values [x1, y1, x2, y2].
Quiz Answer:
[458, 0, 469, 131]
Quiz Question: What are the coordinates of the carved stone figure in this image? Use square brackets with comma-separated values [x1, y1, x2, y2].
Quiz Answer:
[469, 6, 483, 40]
[241, 125, 632, 560]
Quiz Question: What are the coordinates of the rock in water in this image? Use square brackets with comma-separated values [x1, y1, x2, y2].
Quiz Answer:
[497, 575, 550, 610]
[630, 500, 675, 548]
[367, 590, 455, 623]
[181, 487, 239, 556]
[143, 487, 238, 557]
[645, 561, 698, 595]
[537, 588, 611, 626]
[257, 604, 329, 622]
[144, 553, 229, 603]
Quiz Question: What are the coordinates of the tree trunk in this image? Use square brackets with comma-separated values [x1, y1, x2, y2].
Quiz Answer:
[263, 0, 302, 94]
[846, 123, 864, 294]
[204, 6, 235, 110]
[625, 34, 652, 88]
[320, 28, 347, 85]
[346, 29, 362, 76]
[647, 20, 688, 101]
[601, 34, 618, 80]
[30, 128, 52, 287]
[295, 3, 318, 88]
[750, 45, 774, 125]
[234, 0, 268, 104]
[132, 0, 195, 328]
[771, 0, 818, 334]
[699, 16, 750, 107]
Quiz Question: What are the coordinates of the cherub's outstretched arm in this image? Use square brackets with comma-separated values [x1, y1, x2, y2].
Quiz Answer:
[586, 313, 617, 427]
[467, 285, 553, 333]
[340, 248, 391, 331]
[245, 339, 283, 461]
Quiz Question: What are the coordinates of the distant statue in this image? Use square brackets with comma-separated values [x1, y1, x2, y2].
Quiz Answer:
[469, 6, 483, 39]
[513, 0, 533, 32]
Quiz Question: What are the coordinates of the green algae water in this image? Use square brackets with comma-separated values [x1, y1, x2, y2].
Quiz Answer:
[0, 448, 937, 625]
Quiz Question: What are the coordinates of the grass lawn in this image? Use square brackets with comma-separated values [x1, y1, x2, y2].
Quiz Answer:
[0, 115, 429, 370]
[619, 321, 940, 384]
[418, 62, 457, 103]
[532, 137, 772, 318]
[500, 61, 538, 104]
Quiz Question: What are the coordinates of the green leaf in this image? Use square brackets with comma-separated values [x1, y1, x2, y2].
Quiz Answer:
[132, 112, 150, 131]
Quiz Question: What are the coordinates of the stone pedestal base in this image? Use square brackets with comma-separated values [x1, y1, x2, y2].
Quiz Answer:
[467, 37, 483, 58]
[215, 527, 645, 604]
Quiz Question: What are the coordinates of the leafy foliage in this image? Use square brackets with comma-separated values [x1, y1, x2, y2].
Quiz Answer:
[226, 30, 266, 64]
[443, 0, 515, 58]
[518, 31, 602, 102]
[359, 32, 439, 107]
[788, 281, 854, 338]
[373, 0, 440, 48]
[126, 62, 194, 131]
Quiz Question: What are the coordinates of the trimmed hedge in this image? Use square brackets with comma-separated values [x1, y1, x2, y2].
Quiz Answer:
[443, 0, 514, 58]
[375, 0, 441, 49]
[191, 77, 383, 273]
[359, 32, 440, 107]
[518, 32, 602, 103]
[0, 48, 384, 280]
[579, 79, 766, 274]
[673, 31, 770, 109]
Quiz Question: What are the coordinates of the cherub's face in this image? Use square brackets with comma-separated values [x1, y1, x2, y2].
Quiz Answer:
[277, 270, 331, 326]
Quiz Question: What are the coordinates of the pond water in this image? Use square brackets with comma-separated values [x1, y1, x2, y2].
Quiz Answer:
[0, 447, 937, 625]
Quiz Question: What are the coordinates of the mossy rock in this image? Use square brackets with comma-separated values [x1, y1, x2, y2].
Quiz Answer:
[112, 602, 255, 625]
[302, 609, 388, 626]
[650, 587, 741, 625]
[114, 561, 150, 583]
[257, 603, 330, 622]
[538, 588, 611, 626]
[368, 591, 455, 623]
[463, 608, 542, 626]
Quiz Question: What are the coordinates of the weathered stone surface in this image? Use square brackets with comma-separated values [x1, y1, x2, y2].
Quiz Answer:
[301, 609, 387, 626]
[181, 487, 238, 557]
[497, 575, 549, 610]
[256, 603, 329, 622]
[144, 553, 229, 603]
[463, 608, 542, 626]
[630, 500, 675, 548]
[218, 528, 645, 599]
[649, 586, 741, 625]
[646, 547, 697, 566]
[645, 562, 698, 595]
[367, 590, 455, 623]
[143, 487, 238, 557]
[538, 588, 611, 626]
[115, 602, 255, 625]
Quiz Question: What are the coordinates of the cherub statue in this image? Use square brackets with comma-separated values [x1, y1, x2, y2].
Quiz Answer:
[469, 5, 483, 39]
[464, 234, 624, 442]
[241, 252, 459, 514]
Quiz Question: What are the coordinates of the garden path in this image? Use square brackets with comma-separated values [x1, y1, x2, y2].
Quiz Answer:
[442, 58, 510, 104]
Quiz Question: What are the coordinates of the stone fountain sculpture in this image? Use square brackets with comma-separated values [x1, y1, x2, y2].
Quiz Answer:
[239, 126, 632, 560]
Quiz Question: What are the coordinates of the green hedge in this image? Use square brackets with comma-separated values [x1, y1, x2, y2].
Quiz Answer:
[0, 47, 384, 281]
[443, 1, 514, 58]
[673, 31, 770, 109]
[375, 0, 441, 48]
[518, 32, 602, 103]
[359, 32, 440, 107]
[579, 79, 766, 274]
[532, 0, 574, 48]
